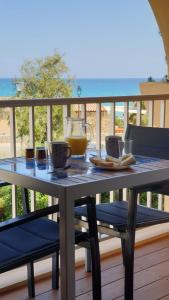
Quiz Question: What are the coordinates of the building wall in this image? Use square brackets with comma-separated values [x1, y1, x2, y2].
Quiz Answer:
[140, 82, 169, 127]
[149, 0, 169, 77]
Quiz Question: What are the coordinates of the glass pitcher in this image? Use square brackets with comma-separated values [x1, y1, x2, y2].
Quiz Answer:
[65, 117, 93, 157]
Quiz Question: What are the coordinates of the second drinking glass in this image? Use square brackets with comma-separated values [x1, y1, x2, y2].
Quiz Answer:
[118, 139, 133, 158]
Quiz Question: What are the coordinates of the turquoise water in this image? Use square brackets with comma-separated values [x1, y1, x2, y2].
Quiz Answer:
[0, 77, 146, 97]
[0, 78, 17, 96]
[73, 78, 145, 97]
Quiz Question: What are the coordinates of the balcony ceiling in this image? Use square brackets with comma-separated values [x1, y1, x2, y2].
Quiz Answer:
[149, 0, 169, 77]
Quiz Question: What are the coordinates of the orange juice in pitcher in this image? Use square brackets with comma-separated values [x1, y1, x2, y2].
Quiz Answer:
[66, 136, 88, 155]
[65, 118, 92, 157]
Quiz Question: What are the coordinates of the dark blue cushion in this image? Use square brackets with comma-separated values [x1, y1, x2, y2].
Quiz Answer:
[21, 218, 87, 244]
[0, 242, 20, 265]
[20, 218, 59, 242]
[75, 201, 169, 228]
[0, 218, 87, 271]
[0, 226, 55, 254]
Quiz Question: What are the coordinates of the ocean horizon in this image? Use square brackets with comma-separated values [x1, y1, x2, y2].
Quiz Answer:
[73, 78, 147, 97]
[0, 77, 148, 98]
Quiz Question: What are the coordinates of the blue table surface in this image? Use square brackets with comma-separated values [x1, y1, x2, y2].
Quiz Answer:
[0, 153, 162, 183]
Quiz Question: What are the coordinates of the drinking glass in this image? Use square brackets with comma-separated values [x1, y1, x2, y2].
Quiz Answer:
[118, 139, 133, 158]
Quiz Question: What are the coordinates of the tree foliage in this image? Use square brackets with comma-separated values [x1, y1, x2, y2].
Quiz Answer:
[16, 52, 73, 145]
[18, 53, 72, 98]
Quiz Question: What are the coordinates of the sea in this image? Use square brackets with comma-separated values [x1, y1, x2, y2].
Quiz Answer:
[0, 77, 147, 158]
[0, 78, 146, 98]
[72, 78, 144, 97]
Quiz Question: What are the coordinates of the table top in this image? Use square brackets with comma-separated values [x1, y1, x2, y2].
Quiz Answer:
[0, 154, 169, 199]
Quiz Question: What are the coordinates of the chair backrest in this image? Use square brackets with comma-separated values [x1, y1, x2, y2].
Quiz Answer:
[125, 124, 169, 159]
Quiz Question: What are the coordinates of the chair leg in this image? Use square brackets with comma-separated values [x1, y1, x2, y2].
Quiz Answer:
[90, 238, 102, 300]
[22, 188, 30, 213]
[27, 262, 35, 298]
[87, 199, 102, 300]
[85, 248, 92, 272]
[121, 238, 127, 267]
[124, 188, 137, 300]
[124, 230, 135, 300]
[118, 189, 123, 201]
[52, 252, 59, 289]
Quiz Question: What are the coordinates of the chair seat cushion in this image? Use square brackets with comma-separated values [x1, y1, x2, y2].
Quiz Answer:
[75, 201, 169, 229]
[0, 218, 87, 272]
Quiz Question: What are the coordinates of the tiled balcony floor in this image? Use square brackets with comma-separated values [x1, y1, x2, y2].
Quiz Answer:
[2, 235, 169, 299]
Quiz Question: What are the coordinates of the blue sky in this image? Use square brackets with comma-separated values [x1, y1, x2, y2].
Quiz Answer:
[0, 0, 167, 78]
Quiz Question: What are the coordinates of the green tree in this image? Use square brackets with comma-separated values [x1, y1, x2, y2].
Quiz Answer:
[16, 52, 73, 145]
[3, 52, 74, 219]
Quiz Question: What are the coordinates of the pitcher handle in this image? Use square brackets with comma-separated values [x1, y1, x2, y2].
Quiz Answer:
[84, 123, 93, 144]
[67, 146, 72, 158]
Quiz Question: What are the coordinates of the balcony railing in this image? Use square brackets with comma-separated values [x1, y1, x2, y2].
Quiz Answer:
[0, 93, 169, 232]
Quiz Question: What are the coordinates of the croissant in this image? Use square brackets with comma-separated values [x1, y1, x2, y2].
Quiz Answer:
[120, 154, 136, 166]
[90, 154, 136, 169]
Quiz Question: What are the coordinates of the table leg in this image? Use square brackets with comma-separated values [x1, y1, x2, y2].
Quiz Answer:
[59, 192, 75, 300]
[124, 189, 137, 300]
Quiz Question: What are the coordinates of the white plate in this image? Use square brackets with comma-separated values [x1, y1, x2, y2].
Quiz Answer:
[91, 163, 131, 171]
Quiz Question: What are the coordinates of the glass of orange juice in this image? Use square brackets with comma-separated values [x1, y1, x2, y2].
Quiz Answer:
[65, 117, 93, 157]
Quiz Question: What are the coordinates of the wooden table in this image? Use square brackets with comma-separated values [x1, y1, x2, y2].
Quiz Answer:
[0, 154, 169, 299]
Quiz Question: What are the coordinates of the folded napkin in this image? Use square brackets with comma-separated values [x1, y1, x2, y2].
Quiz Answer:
[90, 153, 136, 168]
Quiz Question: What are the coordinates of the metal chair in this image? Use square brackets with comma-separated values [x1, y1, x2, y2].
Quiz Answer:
[75, 124, 169, 300]
[0, 190, 101, 300]
[125, 124, 169, 196]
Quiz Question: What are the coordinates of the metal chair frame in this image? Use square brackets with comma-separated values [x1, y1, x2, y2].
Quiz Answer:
[0, 190, 101, 300]
[76, 124, 169, 300]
